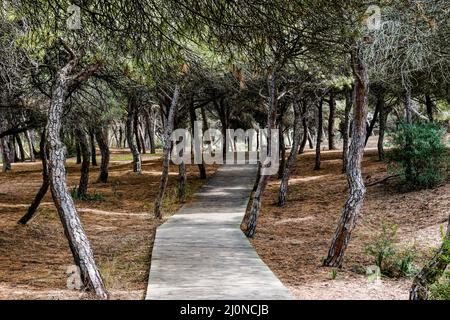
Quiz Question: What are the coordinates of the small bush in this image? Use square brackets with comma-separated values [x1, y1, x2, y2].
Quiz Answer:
[429, 272, 450, 300]
[70, 187, 104, 201]
[387, 122, 449, 189]
[364, 221, 419, 278]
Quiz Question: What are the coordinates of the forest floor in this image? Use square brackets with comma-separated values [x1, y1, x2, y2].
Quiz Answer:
[251, 136, 450, 300]
[0, 149, 217, 299]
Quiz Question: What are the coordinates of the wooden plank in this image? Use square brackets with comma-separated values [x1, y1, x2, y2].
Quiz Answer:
[145, 164, 292, 300]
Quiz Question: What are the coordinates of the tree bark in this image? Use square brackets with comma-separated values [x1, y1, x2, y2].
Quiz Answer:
[425, 94, 434, 122]
[15, 134, 25, 162]
[1, 137, 12, 172]
[177, 161, 187, 203]
[405, 88, 412, 124]
[410, 216, 450, 300]
[278, 101, 302, 206]
[277, 124, 286, 179]
[342, 88, 352, 173]
[314, 99, 323, 170]
[364, 94, 382, 146]
[25, 130, 36, 162]
[244, 68, 278, 237]
[95, 127, 110, 183]
[328, 92, 337, 150]
[89, 131, 97, 166]
[188, 99, 207, 179]
[45, 55, 107, 298]
[18, 130, 49, 224]
[144, 109, 156, 154]
[154, 84, 180, 219]
[323, 48, 369, 267]
[76, 127, 90, 199]
[75, 141, 82, 164]
[126, 97, 142, 174]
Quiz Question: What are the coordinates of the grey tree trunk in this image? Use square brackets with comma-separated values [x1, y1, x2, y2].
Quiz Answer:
[425, 94, 434, 122]
[410, 216, 449, 300]
[144, 109, 156, 154]
[328, 92, 337, 150]
[126, 98, 142, 174]
[46, 57, 107, 298]
[75, 127, 90, 199]
[25, 130, 36, 162]
[154, 84, 180, 219]
[177, 161, 187, 203]
[188, 100, 206, 179]
[278, 102, 302, 206]
[277, 124, 286, 179]
[18, 130, 49, 224]
[95, 127, 110, 183]
[323, 48, 369, 267]
[342, 88, 352, 173]
[1, 137, 12, 172]
[405, 88, 412, 124]
[244, 68, 277, 237]
[75, 140, 82, 164]
[15, 134, 25, 162]
[314, 99, 323, 171]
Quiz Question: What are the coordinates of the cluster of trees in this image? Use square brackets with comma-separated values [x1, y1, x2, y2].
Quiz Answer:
[1, 0, 449, 299]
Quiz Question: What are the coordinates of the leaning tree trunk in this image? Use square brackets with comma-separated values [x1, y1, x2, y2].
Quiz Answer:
[177, 161, 187, 203]
[46, 58, 107, 298]
[328, 92, 337, 150]
[126, 100, 142, 174]
[76, 127, 90, 199]
[89, 131, 97, 166]
[18, 130, 49, 224]
[95, 127, 110, 183]
[323, 48, 369, 268]
[314, 99, 323, 170]
[364, 95, 382, 146]
[299, 119, 308, 154]
[342, 88, 353, 173]
[244, 68, 278, 237]
[154, 84, 180, 219]
[278, 102, 302, 206]
[144, 109, 156, 154]
[410, 216, 450, 300]
[425, 94, 434, 122]
[277, 124, 286, 179]
[15, 134, 25, 162]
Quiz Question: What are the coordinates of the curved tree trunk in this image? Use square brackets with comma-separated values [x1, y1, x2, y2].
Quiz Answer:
[323, 48, 369, 267]
[410, 216, 450, 300]
[18, 130, 49, 224]
[46, 58, 107, 299]
[328, 92, 337, 150]
[76, 127, 90, 199]
[278, 102, 302, 206]
[126, 99, 142, 174]
[244, 68, 277, 237]
[364, 95, 382, 146]
[95, 127, 110, 183]
[342, 88, 352, 173]
[314, 99, 323, 170]
[154, 84, 180, 219]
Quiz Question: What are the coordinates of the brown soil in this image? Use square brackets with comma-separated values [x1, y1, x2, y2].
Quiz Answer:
[0, 149, 217, 300]
[251, 140, 449, 300]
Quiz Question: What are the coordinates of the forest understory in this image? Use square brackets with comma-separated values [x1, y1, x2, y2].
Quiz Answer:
[252, 136, 450, 300]
[1, 137, 448, 300]
[0, 150, 217, 300]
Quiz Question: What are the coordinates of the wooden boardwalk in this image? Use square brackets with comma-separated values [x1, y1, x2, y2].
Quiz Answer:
[145, 164, 292, 300]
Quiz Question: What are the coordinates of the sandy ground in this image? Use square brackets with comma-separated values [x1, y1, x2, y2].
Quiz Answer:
[0, 149, 217, 300]
[251, 136, 449, 300]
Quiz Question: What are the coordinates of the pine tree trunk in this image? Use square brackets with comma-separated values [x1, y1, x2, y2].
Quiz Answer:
[144, 109, 156, 154]
[1, 137, 12, 172]
[323, 48, 369, 267]
[425, 94, 434, 122]
[328, 92, 337, 150]
[314, 99, 323, 170]
[154, 84, 180, 219]
[18, 130, 49, 224]
[410, 216, 450, 300]
[189, 100, 207, 179]
[364, 96, 381, 146]
[75, 141, 82, 164]
[15, 134, 25, 162]
[244, 68, 277, 237]
[342, 88, 352, 173]
[126, 99, 142, 174]
[76, 127, 90, 199]
[405, 88, 412, 124]
[133, 110, 142, 154]
[277, 124, 286, 179]
[278, 102, 302, 206]
[95, 127, 110, 183]
[177, 161, 187, 203]
[25, 130, 36, 162]
[89, 131, 97, 166]
[46, 59, 107, 299]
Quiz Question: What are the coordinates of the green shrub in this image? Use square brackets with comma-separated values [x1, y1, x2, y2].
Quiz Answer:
[387, 122, 450, 189]
[364, 221, 419, 278]
[429, 272, 450, 300]
[70, 187, 104, 201]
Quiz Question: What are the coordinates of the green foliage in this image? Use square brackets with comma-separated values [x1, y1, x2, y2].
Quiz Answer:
[429, 271, 450, 300]
[70, 187, 104, 202]
[387, 122, 450, 189]
[364, 221, 419, 278]
[330, 269, 338, 280]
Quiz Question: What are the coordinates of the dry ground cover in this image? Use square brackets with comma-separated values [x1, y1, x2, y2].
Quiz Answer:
[251, 142, 450, 300]
[0, 149, 217, 299]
